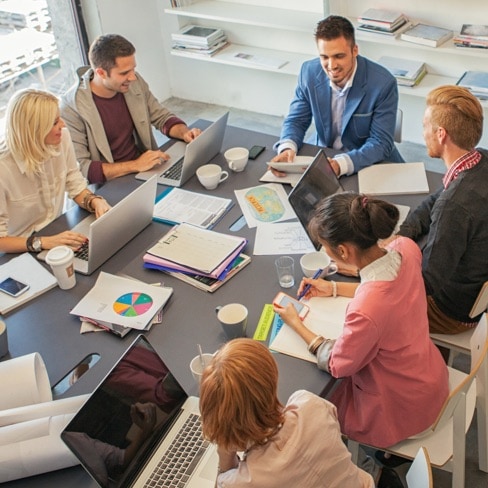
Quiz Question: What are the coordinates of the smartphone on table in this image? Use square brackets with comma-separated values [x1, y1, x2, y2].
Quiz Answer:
[248, 145, 265, 160]
[273, 292, 310, 320]
[0, 277, 30, 297]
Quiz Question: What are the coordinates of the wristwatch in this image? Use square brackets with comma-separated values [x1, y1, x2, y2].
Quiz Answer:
[27, 236, 43, 252]
[32, 237, 42, 252]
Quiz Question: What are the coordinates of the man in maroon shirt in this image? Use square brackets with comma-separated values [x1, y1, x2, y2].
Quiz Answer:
[61, 34, 201, 184]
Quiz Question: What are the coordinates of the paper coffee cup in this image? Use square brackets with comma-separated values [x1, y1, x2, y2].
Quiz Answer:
[45, 245, 76, 290]
[190, 353, 214, 387]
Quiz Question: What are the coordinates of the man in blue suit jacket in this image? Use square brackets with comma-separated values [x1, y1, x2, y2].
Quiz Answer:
[272, 16, 403, 177]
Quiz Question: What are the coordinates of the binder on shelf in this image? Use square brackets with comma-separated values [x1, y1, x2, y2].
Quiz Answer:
[457, 71, 488, 99]
[400, 23, 453, 47]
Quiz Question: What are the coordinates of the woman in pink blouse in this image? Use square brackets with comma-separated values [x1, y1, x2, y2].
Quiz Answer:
[199, 339, 374, 487]
[275, 192, 449, 449]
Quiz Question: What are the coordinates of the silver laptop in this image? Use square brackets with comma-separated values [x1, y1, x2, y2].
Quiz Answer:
[61, 335, 217, 488]
[136, 112, 229, 187]
[288, 150, 344, 250]
[38, 176, 157, 275]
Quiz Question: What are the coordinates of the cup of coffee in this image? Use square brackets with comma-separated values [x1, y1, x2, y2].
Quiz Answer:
[190, 353, 214, 387]
[224, 147, 249, 172]
[215, 303, 248, 340]
[196, 164, 229, 190]
[45, 245, 76, 290]
[300, 251, 338, 278]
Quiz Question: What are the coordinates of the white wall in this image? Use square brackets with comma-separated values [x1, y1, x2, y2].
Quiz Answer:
[80, 0, 171, 101]
[82, 0, 488, 146]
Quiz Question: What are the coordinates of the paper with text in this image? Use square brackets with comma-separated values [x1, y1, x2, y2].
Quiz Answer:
[254, 222, 315, 255]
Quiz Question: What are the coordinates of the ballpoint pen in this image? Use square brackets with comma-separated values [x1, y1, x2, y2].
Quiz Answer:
[297, 268, 324, 301]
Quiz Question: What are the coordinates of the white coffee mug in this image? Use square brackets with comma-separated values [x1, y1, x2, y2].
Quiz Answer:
[224, 147, 249, 172]
[300, 251, 338, 278]
[196, 164, 229, 190]
[215, 303, 248, 340]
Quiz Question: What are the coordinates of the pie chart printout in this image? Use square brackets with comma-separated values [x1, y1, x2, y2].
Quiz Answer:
[113, 292, 153, 317]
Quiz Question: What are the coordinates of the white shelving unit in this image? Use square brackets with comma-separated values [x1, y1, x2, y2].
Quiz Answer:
[162, 0, 488, 145]
[164, 0, 327, 76]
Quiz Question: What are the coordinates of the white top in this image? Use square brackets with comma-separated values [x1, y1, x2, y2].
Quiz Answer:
[0, 128, 87, 237]
[218, 390, 374, 488]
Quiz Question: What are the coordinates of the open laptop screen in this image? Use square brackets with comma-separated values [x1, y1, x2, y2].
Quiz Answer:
[61, 336, 188, 488]
[288, 150, 344, 250]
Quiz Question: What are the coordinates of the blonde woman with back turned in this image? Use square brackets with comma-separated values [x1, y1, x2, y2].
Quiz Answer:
[0, 89, 110, 254]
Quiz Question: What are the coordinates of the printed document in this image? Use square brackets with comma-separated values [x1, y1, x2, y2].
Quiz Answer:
[234, 183, 296, 228]
[254, 222, 315, 255]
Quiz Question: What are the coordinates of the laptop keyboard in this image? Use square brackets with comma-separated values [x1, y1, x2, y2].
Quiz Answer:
[144, 413, 209, 488]
[161, 158, 184, 181]
[74, 240, 89, 261]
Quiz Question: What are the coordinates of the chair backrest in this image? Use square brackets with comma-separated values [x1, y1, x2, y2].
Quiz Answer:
[469, 281, 488, 318]
[429, 313, 488, 431]
[394, 108, 403, 143]
[406, 447, 433, 488]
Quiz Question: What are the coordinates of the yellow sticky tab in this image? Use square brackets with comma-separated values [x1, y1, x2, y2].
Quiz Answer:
[253, 303, 275, 341]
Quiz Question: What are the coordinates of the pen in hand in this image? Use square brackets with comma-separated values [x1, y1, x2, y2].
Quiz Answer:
[297, 268, 324, 301]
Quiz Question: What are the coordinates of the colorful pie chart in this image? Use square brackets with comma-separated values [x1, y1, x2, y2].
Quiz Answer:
[113, 292, 153, 317]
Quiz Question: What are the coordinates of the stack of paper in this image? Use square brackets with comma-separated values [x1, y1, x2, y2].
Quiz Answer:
[454, 24, 488, 49]
[171, 24, 229, 57]
[400, 23, 453, 47]
[70, 272, 173, 335]
[144, 223, 248, 291]
[457, 71, 488, 100]
[357, 8, 411, 37]
[378, 56, 427, 87]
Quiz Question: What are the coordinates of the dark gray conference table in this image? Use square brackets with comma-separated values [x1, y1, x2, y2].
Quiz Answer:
[1, 122, 442, 487]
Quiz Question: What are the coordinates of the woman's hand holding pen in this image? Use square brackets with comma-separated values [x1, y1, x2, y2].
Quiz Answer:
[297, 277, 335, 300]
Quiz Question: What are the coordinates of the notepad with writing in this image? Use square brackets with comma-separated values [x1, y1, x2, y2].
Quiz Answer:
[146, 223, 247, 274]
[269, 296, 351, 363]
[358, 162, 429, 195]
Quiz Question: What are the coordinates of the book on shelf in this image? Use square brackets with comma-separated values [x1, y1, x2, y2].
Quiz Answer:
[0, 253, 57, 315]
[377, 56, 427, 87]
[171, 39, 229, 57]
[171, 24, 225, 47]
[400, 23, 453, 47]
[230, 52, 288, 70]
[159, 253, 251, 292]
[357, 20, 412, 37]
[460, 24, 488, 39]
[457, 71, 488, 99]
[358, 8, 408, 31]
[453, 24, 488, 49]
